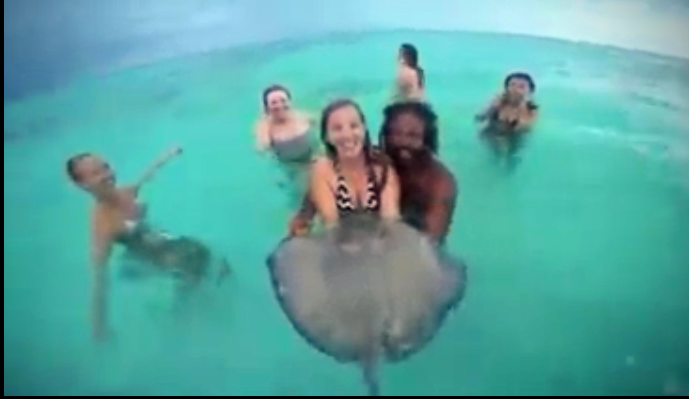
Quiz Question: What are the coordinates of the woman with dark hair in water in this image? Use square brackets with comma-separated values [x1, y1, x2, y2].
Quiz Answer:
[475, 72, 539, 167]
[66, 148, 229, 341]
[255, 85, 315, 164]
[308, 99, 400, 226]
[394, 43, 425, 102]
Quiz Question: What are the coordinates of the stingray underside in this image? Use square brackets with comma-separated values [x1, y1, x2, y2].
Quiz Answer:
[266, 215, 467, 364]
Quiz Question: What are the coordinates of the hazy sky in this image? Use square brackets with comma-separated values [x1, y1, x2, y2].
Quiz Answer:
[4, 0, 688, 100]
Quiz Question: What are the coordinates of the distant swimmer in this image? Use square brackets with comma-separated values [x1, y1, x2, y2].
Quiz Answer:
[255, 85, 316, 165]
[66, 148, 230, 341]
[475, 72, 539, 168]
[393, 43, 425, 102]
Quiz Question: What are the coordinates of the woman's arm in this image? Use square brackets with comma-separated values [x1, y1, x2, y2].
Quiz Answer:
[90, 212, 113, 342]
[288, 193, 318, 236]
[128, 147, 182, 195]
[309, 158, 339, 226]
[379, 165, 401, 220]
[255, 119, 272, 151]
[475, 94, 503, 122]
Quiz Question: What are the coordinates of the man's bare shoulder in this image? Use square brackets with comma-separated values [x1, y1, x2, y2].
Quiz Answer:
[430, 157, 458, 193]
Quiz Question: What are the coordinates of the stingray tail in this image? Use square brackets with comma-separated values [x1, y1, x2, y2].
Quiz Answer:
[362, 356, 380, 396]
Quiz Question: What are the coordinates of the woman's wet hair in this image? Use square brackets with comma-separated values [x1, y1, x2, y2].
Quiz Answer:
[379, 101, 439, 154]
[261, 84, 291, 112]
[66, 152, 92, 182]
[319, 99, 373, 161]
[504, 72, 536, 93]
[400, 43, 425, 87]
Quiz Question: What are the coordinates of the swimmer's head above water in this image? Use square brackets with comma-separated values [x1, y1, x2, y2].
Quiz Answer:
[503, 72, 536, 103]
[399, 43, 419, 68]
[320, 99, 373, 162]
[66, 153, 117, 197]
[380, 101, 438, 167]
[262, 84, 292, 121]
[399, 43, 425, 87]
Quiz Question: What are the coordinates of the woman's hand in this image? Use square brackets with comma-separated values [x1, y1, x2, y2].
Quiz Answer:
[164, 146, 183, 160]
[129, 146, 183, 192]
[169, 146, 183, 157]
[476, 94, 504, 122]
[288, 216, 312, 237]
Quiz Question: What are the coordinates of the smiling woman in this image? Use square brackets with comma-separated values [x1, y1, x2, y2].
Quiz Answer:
[309, 99, 400, 226]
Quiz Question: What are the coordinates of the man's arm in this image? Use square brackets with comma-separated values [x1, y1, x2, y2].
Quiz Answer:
[127, 147, 182, 195]
[90, 212, 113, 341]
[423, 166, 458, 244]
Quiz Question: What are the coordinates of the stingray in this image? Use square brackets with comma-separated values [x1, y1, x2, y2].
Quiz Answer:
[266, 213, 467, 396]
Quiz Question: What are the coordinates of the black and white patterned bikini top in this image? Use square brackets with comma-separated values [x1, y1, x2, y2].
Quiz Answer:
[334, 162, 381, 213]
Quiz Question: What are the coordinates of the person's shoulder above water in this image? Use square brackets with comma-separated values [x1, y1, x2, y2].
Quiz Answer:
[310, 155, 335, 178]
[431, 157, 457, 191]
[294, 109, 317, 124]
[311, 155, 330, 167]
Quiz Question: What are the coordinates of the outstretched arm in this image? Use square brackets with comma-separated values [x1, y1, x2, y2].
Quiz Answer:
[128, 146, 182, 194]
[90, 213, 113, 342]
[255, 119, 272, 151]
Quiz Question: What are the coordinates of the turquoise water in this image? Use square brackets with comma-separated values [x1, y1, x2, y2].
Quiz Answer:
[4, 31, 689, 396]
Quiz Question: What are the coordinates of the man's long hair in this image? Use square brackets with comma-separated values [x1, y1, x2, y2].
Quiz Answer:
[379, 101, 439, 154]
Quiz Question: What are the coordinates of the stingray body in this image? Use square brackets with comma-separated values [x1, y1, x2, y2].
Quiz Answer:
[267, 213, 467, 396]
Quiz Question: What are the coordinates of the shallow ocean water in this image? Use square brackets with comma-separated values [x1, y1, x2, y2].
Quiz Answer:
[4, 31, 689, 396]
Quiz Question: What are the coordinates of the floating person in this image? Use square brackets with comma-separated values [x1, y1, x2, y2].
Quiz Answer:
[66, 148, 230, 341]
[255, 85, 317, 192]
[290, 101, 458, 246]
[306, 98, 401, 225]
[393, 43, 425, 102]
[475, 72, 539, 169]
[267, 213, 467, 396]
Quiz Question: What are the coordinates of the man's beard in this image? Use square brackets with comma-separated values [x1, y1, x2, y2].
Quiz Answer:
[387, 146, 432, 170]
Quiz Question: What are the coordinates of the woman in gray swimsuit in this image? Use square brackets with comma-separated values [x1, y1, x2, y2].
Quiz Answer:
[255, 85, 315, 163]
[255, 85, 316, 203]
[66, 147, 230, 341]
